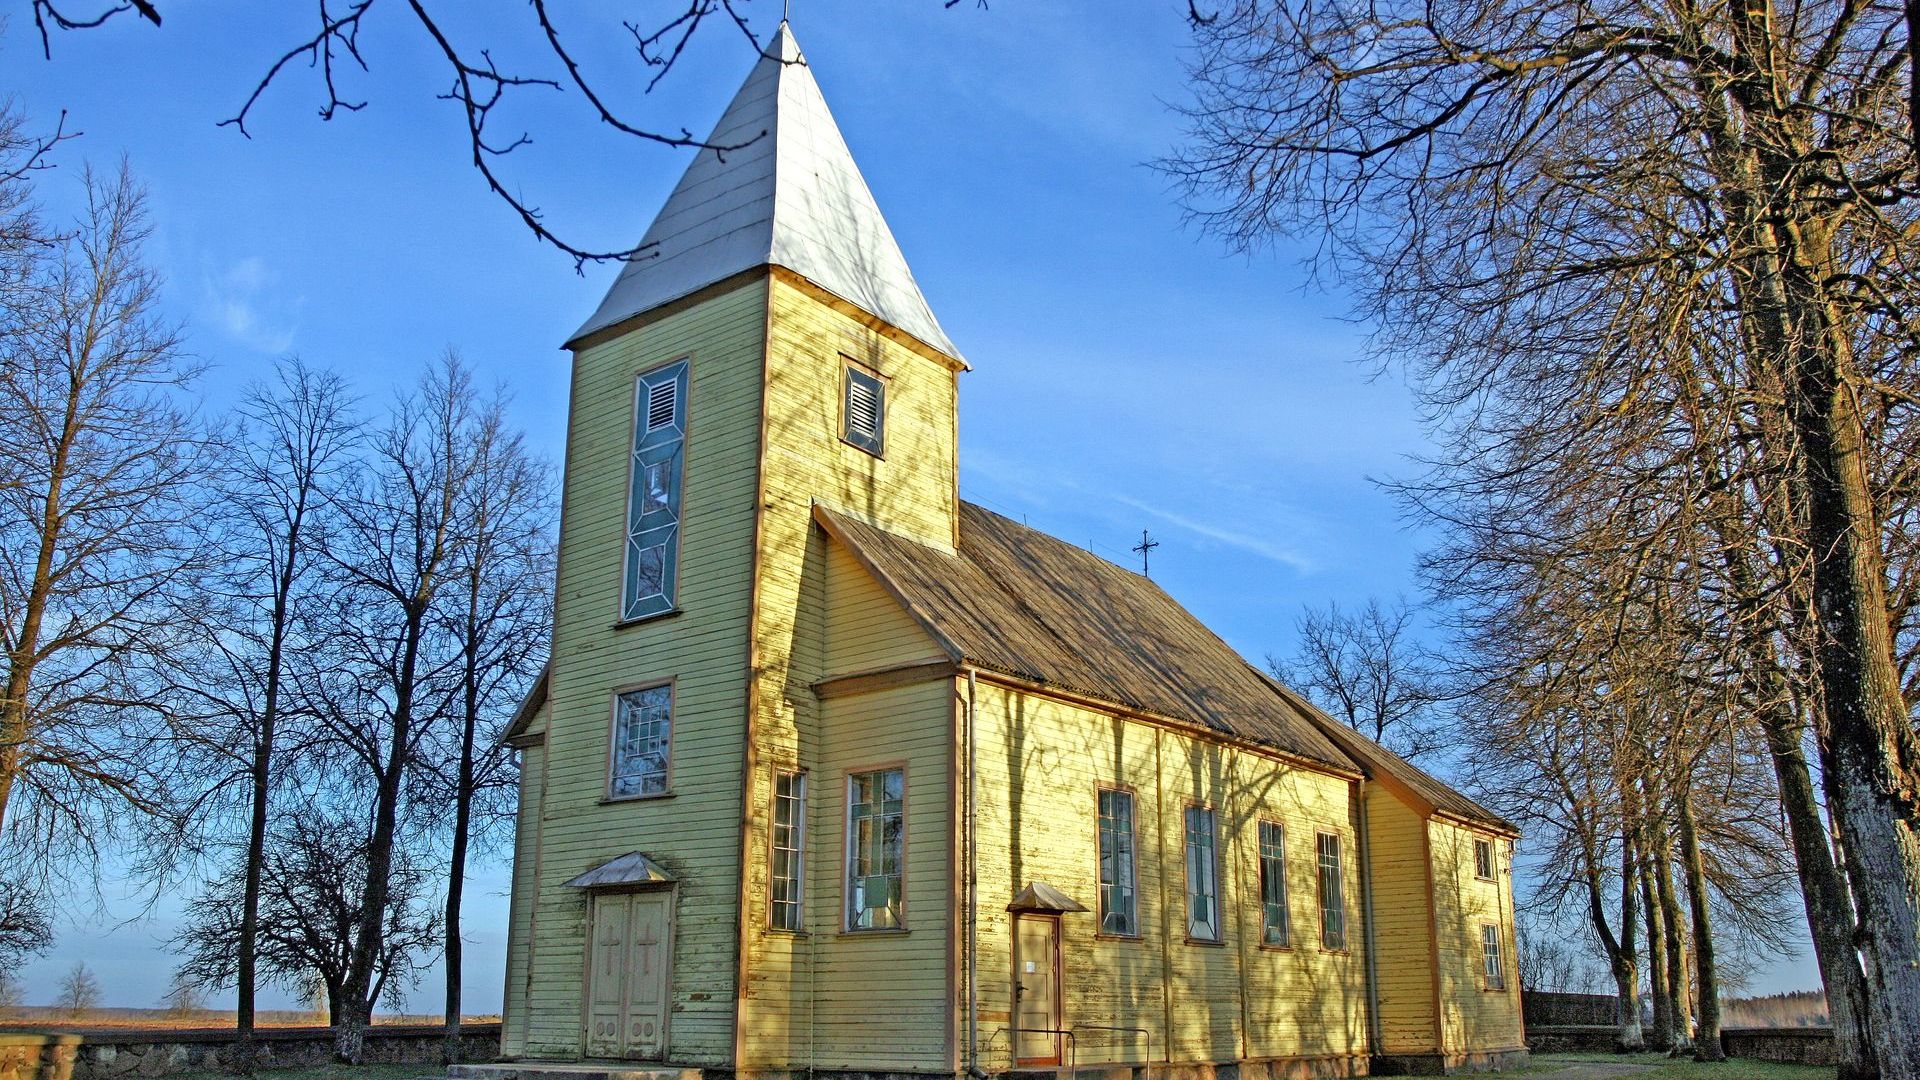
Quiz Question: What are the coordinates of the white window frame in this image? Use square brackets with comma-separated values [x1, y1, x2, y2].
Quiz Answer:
[1317, 829, 1347, 950]
[1096, 787, 1139, 938]
[1258, 819, 1291, 947]
[1481, 922, 1507, 989]
[1184, 804, 1222, 942]
[607, 681, 673, 800]
[770, 770, 807, 932]
[844, 766, 906, 931]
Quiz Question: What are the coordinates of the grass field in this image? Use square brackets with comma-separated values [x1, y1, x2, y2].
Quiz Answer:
[1535, 1053, 1836, 1080]
[168, 1066, 434, 1080]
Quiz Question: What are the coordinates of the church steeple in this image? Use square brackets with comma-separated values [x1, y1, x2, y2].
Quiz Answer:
[571, 23, 961, 363]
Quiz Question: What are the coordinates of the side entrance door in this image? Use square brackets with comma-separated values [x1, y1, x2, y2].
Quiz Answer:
[585, 890, 673, 1059]
[1013, 913, 1062, 1066]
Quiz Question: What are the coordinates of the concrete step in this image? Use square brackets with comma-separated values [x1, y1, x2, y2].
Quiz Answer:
[448, 1062, 703, 1080]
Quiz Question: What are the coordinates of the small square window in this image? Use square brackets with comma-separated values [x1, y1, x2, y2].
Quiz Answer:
[842, 364, 885, 456]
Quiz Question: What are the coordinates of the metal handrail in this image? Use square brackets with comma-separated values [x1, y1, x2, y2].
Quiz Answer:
[1012, 1026, 1076, 1071]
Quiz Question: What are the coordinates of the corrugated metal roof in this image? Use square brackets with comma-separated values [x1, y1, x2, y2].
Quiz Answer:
[570, 23, 961, 362]
[815, 501, 1357, 773]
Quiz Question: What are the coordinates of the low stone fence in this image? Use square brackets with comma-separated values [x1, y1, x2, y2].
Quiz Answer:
[0, 1024, 500, 1080]
[1524, 1026, 1622, 1054]
[1522, 992, 1623, 1028]
[1720, 1027, 1836, 1066]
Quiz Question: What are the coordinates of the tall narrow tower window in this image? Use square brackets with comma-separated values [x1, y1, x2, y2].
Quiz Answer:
[842, 362, 886, 456]
[623, 358, 689, 621]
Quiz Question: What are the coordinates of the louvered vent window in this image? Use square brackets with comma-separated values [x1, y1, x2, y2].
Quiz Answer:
[623, 359, 689, 622]
[646, 380, 678, 431]
[842, 364, 885, 455]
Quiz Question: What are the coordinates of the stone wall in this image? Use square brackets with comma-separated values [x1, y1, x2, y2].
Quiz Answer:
[1523, 1026, 1620, 1054]
[1520, 993, 1621, 1028]
[0, 1024, 500, 1080]
[1720, 1027, 1836, 1066]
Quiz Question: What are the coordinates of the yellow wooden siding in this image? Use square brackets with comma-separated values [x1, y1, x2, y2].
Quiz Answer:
[1427, 820, 1524, 1053]
[1363, 789, 1440, 1055]
[967, 682, 1369, 1071]
[821, 540, 941, 677]
[502, 734, 547, 1059]
[519, 279, 768, 1065]
[735, 275, 961, 1070]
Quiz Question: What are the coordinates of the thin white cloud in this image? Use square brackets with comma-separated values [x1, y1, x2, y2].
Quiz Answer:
[1105, 491, 1321, 575]
[965, 450, 1323, 575]
[203, 256, 298, 354]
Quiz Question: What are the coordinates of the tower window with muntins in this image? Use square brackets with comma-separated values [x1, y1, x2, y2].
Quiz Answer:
[623, 359, 689, 621]
[609, 683, 672, 798]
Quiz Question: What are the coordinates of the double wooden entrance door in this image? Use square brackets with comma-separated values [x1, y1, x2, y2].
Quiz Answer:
[586, 890, 672, 1059]
[1014, 914, 1063, 1066]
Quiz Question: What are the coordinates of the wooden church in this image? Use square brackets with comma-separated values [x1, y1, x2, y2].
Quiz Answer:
[494, 24, 1527, 1080]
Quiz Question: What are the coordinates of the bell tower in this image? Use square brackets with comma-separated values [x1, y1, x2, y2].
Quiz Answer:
[502, 22, 965, 1070]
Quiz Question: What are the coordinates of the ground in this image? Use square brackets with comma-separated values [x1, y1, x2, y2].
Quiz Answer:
[169, 1065, 433, 1080]
[1528, 1053, 1834, 1080]
[154, 1053, 1834, 1080]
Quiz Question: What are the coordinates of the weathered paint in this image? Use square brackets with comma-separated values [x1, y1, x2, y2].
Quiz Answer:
[1365, 789, 1439, 1056]
[964, 680, 1369, 1071]
[514, 276, 770, 1066]
[503, 264, 1526, 1076]
[1427, 820, 1525, 1056]
[734, 269, 960, 1071]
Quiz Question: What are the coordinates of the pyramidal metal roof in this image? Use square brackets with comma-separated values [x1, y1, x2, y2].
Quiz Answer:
[570, 23, 961, 362]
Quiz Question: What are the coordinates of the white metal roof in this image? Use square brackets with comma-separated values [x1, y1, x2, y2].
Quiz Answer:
[569, 23, 962, 362]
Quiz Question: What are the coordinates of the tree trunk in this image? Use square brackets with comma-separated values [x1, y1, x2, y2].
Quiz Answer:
[1706, 35, 1920, 1071]
[334, 612, 423, 1064]
[1757, 676, 1878, 1080]
[1586, 834, 1643, 1052]
[1652, 841, 1692, 1053]
[444, 602, 481, 1066]
[1637, 825, 1674, 1052]
[1676, 790, 1724, 1061]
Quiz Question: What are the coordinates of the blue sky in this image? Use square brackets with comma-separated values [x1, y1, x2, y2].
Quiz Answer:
[2, 0, 1814, 1009]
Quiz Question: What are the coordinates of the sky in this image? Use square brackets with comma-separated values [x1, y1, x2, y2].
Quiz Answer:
[1, 0, 1819, 1010]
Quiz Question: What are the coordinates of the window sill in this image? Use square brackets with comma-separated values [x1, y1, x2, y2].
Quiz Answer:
[1094, 932, 1144, 943]
[611, 608, 682, 630]
[1474, 875, 1498, 883]
[600, 791, 676, 805]
[767, 927, 808, 938]
[1257, 942, 1296, 953]
[1183, 936, 1226, 948]
[1318, 946, 1352, 955]
[839, 436, 886, 460]
[837, 928, 910, 938]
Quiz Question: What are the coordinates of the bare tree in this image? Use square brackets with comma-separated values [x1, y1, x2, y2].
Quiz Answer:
[431, 388, 551, 1061]
[54, 960, 98, 1017]
[172, 809, 441, 1028]
[19, 2, 817, 266]
[1270, 597, 1446, 762]
[0, 162, 211, 878]
[310, 353, 477, 1062]
[171, 358, 357, 1067]
[158, 972, 205, 1018]
[1171, 0, 1920, 1070]
[0, 877, 51, 973]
